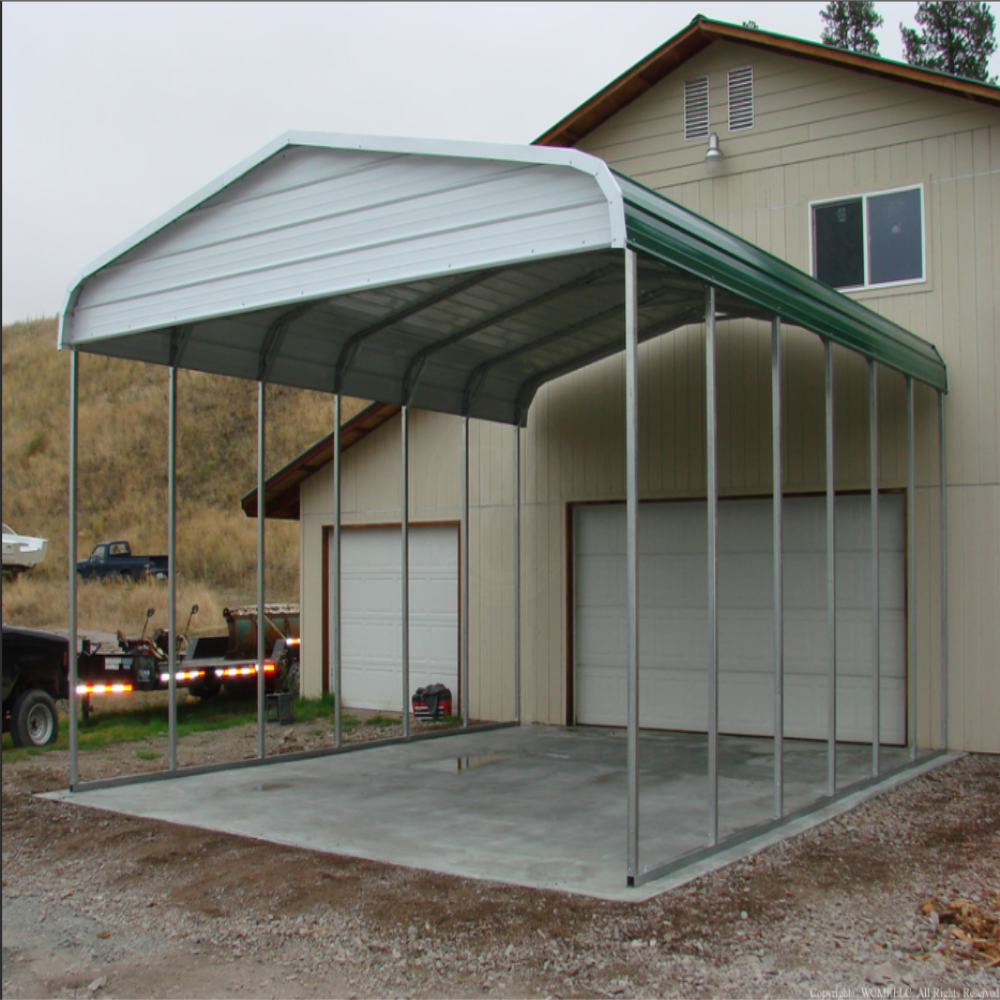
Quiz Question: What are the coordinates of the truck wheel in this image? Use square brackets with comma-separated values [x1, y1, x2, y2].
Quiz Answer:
[11, 690, 59, 748]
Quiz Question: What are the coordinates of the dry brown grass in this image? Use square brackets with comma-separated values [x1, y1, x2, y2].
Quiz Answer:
[2, 317, 366, 633]
[2, 573, 225, 638]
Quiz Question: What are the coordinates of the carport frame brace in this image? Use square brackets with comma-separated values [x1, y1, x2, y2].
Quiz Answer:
[61, 134, 951, 890]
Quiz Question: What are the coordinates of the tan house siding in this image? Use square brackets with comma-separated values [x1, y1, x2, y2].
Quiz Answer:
[298, 41, 999, 753]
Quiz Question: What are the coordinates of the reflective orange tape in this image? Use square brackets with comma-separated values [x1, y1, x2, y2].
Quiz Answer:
[76, 683, 134, 695]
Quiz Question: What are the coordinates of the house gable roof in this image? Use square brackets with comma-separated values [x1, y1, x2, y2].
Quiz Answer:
[535, 15, 1000, 149]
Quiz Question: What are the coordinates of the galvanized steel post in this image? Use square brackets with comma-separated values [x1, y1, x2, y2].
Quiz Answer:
[907, 378, 916, 760]
[772, 318, 784, 819]
[624, 249, 640, 882]
[462, 415, 470, 728]
[401, 406, 410, 737]
[869, 360, 880, 776]
[68, 351, 79, 789]
[514, 424, 521, 725]
[706, 287, 719, 847]
[825, 340, 837, 796]
[333, 394, 342, 747]
[257, 381, 266, 759]
[168, 366, 178, 771]
[939, 391, 948, 750]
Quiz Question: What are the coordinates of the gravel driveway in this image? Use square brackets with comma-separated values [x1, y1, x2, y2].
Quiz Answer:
[2, 728, 997, 999]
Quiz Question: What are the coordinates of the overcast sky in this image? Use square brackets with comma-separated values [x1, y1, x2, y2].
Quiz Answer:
[3, 1, 997, 326]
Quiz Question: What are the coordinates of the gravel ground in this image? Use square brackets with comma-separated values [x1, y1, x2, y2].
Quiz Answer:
[2, 725, 998, 1000]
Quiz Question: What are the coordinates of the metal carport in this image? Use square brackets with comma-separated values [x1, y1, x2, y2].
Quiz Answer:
[60, 132, 949, 888]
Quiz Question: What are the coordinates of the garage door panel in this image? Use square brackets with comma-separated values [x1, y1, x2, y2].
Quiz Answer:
[783, 501, 826, 550]
[577, 555, 625, 606]
[343, 663, 397, 699]
[409, 579, 456, 615]
[834, 495, 904, 548]
[719, 555, 774, 608]
[718, 500, 770, 551]
[642, 503, 706, 553]
[643, 556, 707, 607]
[576, 667, 625, 726]
[577, 613, 627, 665]
[577, 506, 624, 554]
[718, 612, 773, 668]
[720, 675, 773, 734]
[334, 526, 458, 712]
[834, 677, 906, 743]
[575, 496, 906, 743]
[640, 670, 706, 729]
[783, 554, 828, 607]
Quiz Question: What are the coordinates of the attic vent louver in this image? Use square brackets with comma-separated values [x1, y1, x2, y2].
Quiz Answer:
[684, 77, 709, 139]
[728, 66, 754, 131]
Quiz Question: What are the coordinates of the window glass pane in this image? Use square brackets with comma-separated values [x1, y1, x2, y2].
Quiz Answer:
[868, 189, 922, 285]
[814, 200, 864, 289]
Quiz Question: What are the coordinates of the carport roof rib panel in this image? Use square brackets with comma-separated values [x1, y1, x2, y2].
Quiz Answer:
[60, 132, 947, 420]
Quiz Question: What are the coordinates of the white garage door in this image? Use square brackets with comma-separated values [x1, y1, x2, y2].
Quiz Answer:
[574, 495, 906, 744]
[334, 525, 458, 712]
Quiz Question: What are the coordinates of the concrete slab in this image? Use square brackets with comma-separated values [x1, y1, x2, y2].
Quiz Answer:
[48, 726, 954, 901]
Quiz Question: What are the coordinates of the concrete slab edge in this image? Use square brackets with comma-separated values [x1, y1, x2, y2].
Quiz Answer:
[624, 751, 966, 902]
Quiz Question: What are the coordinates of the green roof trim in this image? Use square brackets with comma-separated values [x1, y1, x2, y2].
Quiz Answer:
[616, 172, 948, 392]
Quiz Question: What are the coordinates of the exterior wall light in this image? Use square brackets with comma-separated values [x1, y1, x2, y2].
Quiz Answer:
[705, 132, 724, 175]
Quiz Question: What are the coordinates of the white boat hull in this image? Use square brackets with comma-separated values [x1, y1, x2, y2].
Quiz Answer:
[2, 527, 49, 571]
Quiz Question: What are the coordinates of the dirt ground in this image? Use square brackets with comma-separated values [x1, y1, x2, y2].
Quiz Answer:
[2, 722, 998, 1000]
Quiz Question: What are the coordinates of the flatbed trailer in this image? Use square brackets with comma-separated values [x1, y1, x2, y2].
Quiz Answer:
[4, 607, 299, 744]
[75, 605, 299, 703]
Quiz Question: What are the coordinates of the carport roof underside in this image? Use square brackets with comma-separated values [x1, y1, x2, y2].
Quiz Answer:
[59, 132, 947, 416]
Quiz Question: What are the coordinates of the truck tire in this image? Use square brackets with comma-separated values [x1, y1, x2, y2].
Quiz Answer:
[11, 689, 59, 748]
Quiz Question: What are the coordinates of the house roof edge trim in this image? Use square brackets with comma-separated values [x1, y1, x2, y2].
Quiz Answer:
[535, 15, 1000, 148]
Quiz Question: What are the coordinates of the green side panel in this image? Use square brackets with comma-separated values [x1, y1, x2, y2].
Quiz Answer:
[616, 172, 947, 392]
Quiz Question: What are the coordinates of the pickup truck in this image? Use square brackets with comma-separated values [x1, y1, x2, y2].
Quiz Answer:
[2, 625, 115, 745]
[2, 624, 69, 747]
[77, 541, 169, 582]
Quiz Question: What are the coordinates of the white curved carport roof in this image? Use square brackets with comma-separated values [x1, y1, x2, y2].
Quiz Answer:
[59, 132, 945, 426]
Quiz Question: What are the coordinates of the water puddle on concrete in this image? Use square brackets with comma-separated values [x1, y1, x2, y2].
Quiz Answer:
[414, 752, 515, 773]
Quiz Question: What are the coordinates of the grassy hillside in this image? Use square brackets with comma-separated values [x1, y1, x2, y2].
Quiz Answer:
[2, 317, 365, 634]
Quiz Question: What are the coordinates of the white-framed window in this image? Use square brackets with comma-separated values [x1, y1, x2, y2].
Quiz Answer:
[728, 66, 754, 131]
[684, 76, 709, 139]
[810, 185, 926, 291]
